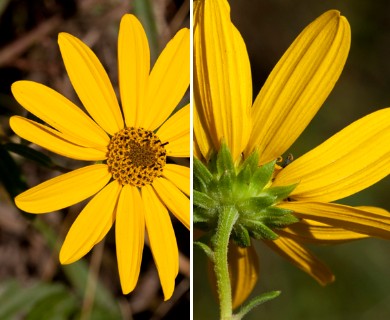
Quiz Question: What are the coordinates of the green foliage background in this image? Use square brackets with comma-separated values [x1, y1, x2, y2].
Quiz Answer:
[194, 0, 390, 319]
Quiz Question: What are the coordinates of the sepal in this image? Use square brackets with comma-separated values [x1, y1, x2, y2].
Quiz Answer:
[265, 183, 297, 202]
[216, 141, 235, 178]
[246, 220, 279, 240]
[248, 160, 275, 195]
[194, 157, 213, 186]
[194, 190, 219, 210]
[232, 224, 251, 247]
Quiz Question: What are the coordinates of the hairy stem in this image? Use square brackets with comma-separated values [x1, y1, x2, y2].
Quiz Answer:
[213, 206, 239, 320]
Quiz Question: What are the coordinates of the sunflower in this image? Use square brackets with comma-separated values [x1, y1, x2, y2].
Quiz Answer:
[194, 0, 390, 308]
[10, 14, 190, 300]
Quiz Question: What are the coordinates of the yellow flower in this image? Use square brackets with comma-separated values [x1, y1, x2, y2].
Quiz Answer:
[10, 14, 190, 300]
[194, 0, 390, 308]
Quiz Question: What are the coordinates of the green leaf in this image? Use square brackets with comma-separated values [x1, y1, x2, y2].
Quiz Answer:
[133, 0, 158, 62]
[194, 241, 214, 261]
[25, 288, 77, 320]
[0, 144, 27, 199]
[0, 280, 67, 319]
[233, 290, 281, 320]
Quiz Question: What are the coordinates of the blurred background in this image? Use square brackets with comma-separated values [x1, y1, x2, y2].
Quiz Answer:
[194, 0, 390, 319]
[0, 0, 189, 319]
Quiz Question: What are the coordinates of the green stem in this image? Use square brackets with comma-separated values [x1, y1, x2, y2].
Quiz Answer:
[213, 206, 239, 320]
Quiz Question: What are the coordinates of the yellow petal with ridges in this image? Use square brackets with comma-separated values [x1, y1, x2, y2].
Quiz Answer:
[165, 134, 189, 157]
[142, 28, 189, 131]
[118, 14, 150, 128]
[142, 185, 178, 300]
[229, 243, 259, 310]
[266, 236, 334, 285]
[248, 10, 350, 164]
[60, 180, 121, 264]
[157, 104, 189, 157]
[116, 185, 145, 294]
[11, 81, 109, 148]
[194, 0, 251, 161]
[193, 134, 205, 161]
[10, 116, 107, 161]
[153, 177, 190, 230]
[357, 206, 390, 216]
[58, 33, 123, 135]
[274, 108, 390, 202]
[278, 201, 390, 240]
[157, 104, 189, 141]
[193, 100, 213, 160]
[15, 164, 111, 213]
[163, 164, 190, 196]
[280, 219, 368, 244]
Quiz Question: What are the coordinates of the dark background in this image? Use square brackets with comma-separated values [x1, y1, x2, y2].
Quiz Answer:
[194, 0, 390, 319]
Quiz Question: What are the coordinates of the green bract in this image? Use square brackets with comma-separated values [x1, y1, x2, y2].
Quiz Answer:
[194, 143, 298, 247]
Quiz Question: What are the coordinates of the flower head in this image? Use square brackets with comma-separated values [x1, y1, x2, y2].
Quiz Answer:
[10, 14, 189, 300]
[194, 0, 390, 308]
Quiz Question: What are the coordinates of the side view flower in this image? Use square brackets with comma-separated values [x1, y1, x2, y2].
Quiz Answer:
[193, 0, 390, 315]
[10, 14, 190, 300]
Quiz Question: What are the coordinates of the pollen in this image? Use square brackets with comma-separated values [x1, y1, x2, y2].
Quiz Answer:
[107, 127, 167, 187]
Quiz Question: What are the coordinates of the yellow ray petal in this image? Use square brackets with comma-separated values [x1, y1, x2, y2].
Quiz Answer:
[15, 164, 111, 213]
[193, 134, 205, 161]
[265, 236, 334, 285]
[194, 0, 252, 161]
[163, 164, 190, 196]
[142, 185, 178, 300]
[153, 177, 190, 230]
[274, 108, 390, 202]
[157, 104, 189, 141]
[164, 135, 189, 157]
[157, 104, 189, 157]
[10, 116, 107, 161]
[248, 10, 350, 164]
[142, 28, 190, 130]
[60, 181, 121, 264]
[11, 81, 109, 148]
[229, 243, 259, 310]
[58, 33, 123, 135]
[280, 219, 368, 244]
[118, 14, 150, 127]
[357, 206, 390, 215]
[278, 201, 390, 239]
[116, 185, 145, 294]
[193, 100, 213, 161]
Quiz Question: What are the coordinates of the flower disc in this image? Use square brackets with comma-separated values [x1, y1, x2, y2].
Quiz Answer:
[107, 127, 167, 187]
